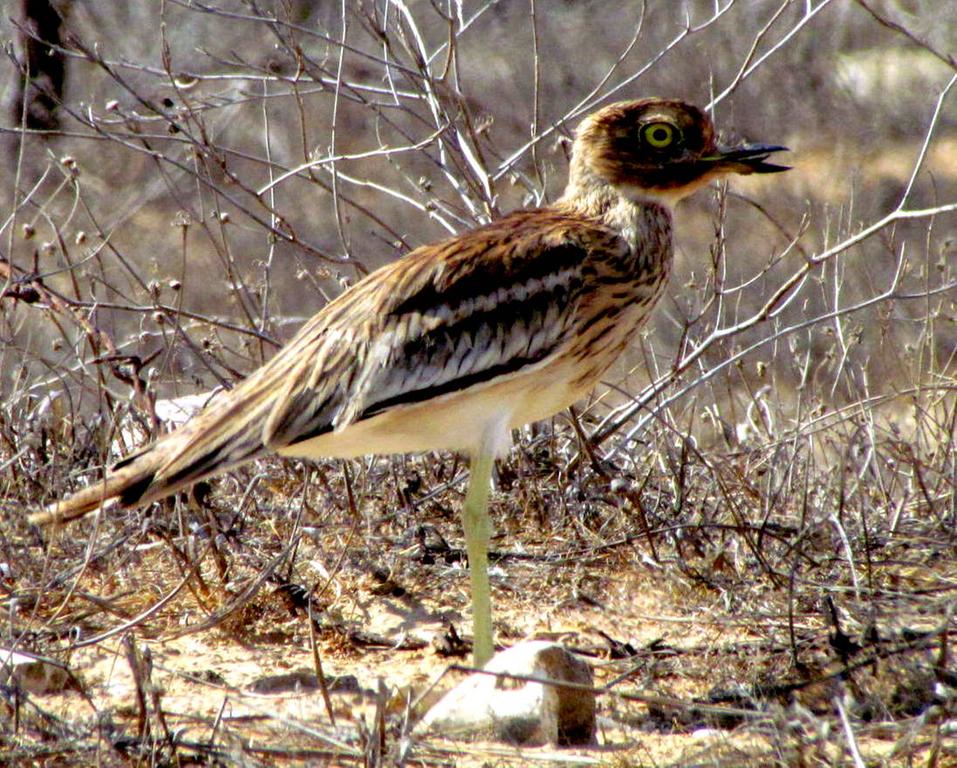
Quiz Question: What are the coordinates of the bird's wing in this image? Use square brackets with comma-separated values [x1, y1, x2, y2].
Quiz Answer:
[261, 210, 625, 449]
[31, 210, 625, 524]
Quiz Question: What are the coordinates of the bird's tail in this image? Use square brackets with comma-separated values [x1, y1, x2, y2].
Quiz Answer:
[30, 441, 176, 526]
[30, 389, 274, 527]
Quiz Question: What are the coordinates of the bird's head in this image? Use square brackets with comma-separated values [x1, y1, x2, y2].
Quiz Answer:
[568, 98, 789, 207]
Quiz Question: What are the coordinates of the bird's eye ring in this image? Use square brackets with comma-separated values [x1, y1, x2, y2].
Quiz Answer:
[642, 122, 678, 149]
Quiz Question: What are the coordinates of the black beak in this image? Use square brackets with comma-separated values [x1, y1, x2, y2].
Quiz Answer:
[706, 142, 791, 174]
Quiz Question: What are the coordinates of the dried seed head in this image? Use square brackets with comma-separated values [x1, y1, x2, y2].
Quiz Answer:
[174, 73, 199, 89]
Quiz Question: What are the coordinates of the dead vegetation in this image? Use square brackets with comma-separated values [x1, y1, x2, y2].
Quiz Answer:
[2, 1, 956, 765]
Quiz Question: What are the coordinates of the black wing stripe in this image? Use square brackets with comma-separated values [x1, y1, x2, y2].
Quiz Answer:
[355, 277, 578, 418]
[391, 241, 589, 317]
[356, 350, 553, 420]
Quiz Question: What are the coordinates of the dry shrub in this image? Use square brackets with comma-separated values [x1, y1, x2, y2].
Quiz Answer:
[1, 1, 955, 765]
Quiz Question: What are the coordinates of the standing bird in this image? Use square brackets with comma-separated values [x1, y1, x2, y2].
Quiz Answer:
[33, 99, 787, 665]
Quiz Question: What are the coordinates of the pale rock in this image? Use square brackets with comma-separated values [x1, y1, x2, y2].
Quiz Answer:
[153, 390, 223, 426]
[0, 649, 70, 694]
[417, 640, 595, 745]
[116, 389, 224, 455]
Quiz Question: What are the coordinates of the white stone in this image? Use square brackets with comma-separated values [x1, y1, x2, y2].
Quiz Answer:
[0, 649, 70, 695]
[417, 640, 595, 745]
[153, 390, 223, 426]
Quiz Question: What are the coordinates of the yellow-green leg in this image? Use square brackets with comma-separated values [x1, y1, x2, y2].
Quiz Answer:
[462, 449, 495, 666]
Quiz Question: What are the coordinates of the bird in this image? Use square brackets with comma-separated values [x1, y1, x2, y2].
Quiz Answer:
[32, 98, 788, 666]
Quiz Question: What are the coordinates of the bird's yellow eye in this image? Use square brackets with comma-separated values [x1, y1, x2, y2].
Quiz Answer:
[642, 122, 677, 149]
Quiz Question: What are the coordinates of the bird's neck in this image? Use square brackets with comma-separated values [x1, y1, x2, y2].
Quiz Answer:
[557, 174, 673, 257]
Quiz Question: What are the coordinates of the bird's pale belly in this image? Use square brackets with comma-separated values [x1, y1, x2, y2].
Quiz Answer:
[276, 356, 592, 460]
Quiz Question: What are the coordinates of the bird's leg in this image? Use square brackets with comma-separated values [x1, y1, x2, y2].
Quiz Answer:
[462, 448, 495, 666]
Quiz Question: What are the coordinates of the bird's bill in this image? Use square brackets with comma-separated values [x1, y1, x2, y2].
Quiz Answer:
[705, 142, 791, 175]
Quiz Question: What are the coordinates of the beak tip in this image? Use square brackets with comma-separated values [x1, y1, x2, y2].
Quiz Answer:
[716, 143, 791, 174]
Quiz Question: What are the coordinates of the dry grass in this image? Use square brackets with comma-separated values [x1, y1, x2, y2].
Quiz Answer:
[2, 1, 957, 765]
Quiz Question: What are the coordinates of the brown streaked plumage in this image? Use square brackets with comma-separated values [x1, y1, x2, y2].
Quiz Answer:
[33, 99, 788, 665]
